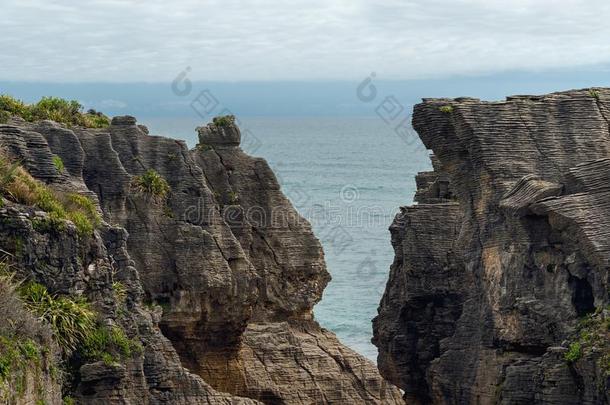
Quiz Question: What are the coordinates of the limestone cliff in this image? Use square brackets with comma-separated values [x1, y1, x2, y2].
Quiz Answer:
[373, 89, 610, 404]
[0, 114, 401, 404]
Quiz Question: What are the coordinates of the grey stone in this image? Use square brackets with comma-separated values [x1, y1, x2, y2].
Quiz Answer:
[374, 88, 610, 405]
[0, 114, 402, 404]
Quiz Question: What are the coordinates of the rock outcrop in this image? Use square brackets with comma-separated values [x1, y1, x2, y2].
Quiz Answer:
[374, 89, 610, 404]
[0, 120, 259, 404]
[0, 115, 401, 404]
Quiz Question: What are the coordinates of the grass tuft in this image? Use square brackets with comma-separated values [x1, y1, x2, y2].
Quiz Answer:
[439, 105, 454, 114]
[17, 282, 96, 353]
[81, 325, 142, 364]
[52, 156, 64, 172]
[7, 272, 141, 368]
[112, 281, 127, 304]
[589, 89, 600, 100]
[131, 169, 171, 202]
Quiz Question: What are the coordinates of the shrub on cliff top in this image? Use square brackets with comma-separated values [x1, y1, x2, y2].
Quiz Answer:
[81, 111, 111, 128]
[0, 95, 31, 120]
[131, 169, 171, 201]
[0, 95, 110, 128]
[589, 89, 600, 100]
[0, 149, 101, 236]
[212, 114, 235, 127]
[30, 97, 81, 123]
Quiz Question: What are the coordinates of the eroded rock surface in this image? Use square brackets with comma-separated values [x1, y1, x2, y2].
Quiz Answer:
[0, 124, 259, 403]
[374, 89, 610, 404]
[0, 116, 401, 404]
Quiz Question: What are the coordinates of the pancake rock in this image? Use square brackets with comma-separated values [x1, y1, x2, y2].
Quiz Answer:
[0, 115, 401, 404]
[374, 89, 610, 404]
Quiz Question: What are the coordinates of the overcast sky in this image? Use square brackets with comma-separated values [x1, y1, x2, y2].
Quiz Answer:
[2, 0, 610, 82]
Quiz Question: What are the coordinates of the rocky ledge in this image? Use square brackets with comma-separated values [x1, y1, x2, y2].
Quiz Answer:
[0, 115, 401, 404]
[373, 89, 610, 404]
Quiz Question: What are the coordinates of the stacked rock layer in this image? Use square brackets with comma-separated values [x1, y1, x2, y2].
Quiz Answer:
[0, 116, 402, 404]
[374, 89, 610, 404]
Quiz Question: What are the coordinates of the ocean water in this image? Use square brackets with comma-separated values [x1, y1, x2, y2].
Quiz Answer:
[142, 116, 431, 361]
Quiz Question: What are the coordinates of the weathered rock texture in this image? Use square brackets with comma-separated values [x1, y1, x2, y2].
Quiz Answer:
[0, 116, 401, 404]
[0, 120, 259, 404]
[374, 89, 610, 404]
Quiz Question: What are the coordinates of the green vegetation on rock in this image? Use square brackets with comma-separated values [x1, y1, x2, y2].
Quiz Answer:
[0, 111, 9, 124]
[84, 109, 111, 128]
[0, 95, 110, 128]
[564, 341, 582, 363]
[0, 150, 101, 236]
[563, 307, 610, 374]
[228, 191, 239, 204]
[81, 325, 142, 365]
[132, 169, 171, 201]
[0, 336, 44, 400]
[195, 143, 213, 152]
[52, 156, 64, 172]
[439, 105, 454, 114]
[112, 281, 127, 304]
[0, 96, 29, 120]
[0, 337, 41, 380]
[15, 280, 141, 365]
[0, 272, 55, 403]
[63, 396, 75, 405]
[589, 89, 601, 100]
[212, 114, 235, 127]
[18, 282, 95, 353]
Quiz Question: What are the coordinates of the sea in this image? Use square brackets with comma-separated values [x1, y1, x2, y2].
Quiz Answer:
[142, 115, 431, 361]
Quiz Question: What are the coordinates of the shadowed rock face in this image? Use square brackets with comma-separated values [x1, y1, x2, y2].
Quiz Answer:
[374, 89, 610, 404]
[0, 116, 401, 404]
[191, 139, 329, 323]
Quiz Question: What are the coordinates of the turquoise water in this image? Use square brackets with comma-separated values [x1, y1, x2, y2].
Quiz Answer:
[143, 116, 430, 361]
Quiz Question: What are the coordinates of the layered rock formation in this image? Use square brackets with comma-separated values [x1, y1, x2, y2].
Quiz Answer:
[0, 119, 260, 404]
[0, 115, 401, 404]
[374, 89, 610, 404]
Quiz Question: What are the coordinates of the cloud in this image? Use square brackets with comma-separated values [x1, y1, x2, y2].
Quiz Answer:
[1, 0, 609, 82]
